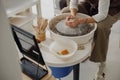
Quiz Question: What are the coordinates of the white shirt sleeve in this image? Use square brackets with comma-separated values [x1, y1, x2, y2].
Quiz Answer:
[70, 0, 110, 22]
[70, 0, 78, 10]
[92, 0, 110, 22]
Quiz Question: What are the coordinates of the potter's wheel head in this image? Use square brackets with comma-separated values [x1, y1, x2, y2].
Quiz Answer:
[55, 19, 94, 36]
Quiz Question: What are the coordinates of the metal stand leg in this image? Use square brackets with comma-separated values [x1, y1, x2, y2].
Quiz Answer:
[73, 64, 80, 80]
[58, 78, 61, 80]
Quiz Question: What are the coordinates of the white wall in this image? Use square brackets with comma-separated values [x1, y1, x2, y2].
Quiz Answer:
[0, 0, 22, 80]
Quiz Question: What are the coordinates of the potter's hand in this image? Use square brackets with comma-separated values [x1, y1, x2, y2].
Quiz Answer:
[65, 15, 79, 28]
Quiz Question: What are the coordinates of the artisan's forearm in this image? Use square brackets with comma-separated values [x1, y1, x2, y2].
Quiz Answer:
[85, 17, 96, 23]
[70, 8, 77, 16]
[78, 17, 96, 24]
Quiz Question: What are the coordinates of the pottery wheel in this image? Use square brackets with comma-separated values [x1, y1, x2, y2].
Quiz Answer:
[55, 19, 93, 36]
